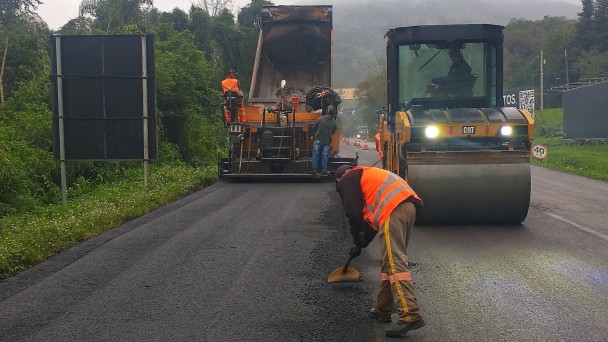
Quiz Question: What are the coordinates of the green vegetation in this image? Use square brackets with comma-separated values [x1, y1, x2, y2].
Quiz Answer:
[0, 0, 272, 279]
[0, 165, 216, 279]
[532, 108, 608, 181]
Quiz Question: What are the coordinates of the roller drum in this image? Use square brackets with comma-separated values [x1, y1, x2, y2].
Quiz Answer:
[407, 160, 530, 224]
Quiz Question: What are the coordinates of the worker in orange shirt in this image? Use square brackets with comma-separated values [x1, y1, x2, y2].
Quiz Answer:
[221, 69, 241, 94]
[221, 70, 245, 123]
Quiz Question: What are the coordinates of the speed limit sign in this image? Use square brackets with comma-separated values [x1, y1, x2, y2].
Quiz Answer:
[531, 144, 548, 159]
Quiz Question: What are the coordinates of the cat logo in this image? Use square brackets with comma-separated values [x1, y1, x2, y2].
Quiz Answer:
[462, 126, 476, 134]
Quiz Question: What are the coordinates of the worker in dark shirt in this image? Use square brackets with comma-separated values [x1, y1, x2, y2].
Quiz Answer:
[432, 48, 473, 97]
[310, 108, 337, 176]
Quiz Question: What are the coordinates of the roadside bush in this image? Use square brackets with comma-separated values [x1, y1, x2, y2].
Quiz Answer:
[0, 126, 58, 215]
[0, 75, 60, 214]
[183, 112, 226, 166]
[156, 140, 184, 166]
[154, 29, 223, 166]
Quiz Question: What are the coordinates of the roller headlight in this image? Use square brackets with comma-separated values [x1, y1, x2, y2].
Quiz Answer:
[499, 126, 513, 137]
[425, 125, 439, 138]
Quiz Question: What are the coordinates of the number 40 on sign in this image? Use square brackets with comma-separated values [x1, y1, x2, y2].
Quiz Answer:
[531, 144, 548, 160]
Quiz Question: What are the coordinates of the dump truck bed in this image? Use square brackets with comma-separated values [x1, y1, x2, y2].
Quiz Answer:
[249, 5, 332, 107]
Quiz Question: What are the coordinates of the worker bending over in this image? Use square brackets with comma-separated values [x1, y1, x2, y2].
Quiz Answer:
[335, 165, 425, 338]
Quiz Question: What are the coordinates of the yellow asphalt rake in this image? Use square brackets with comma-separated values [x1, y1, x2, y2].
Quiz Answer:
[327, 255, 362, 283]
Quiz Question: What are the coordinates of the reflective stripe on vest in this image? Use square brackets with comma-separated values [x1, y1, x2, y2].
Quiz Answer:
[359, 167, 420, 230]
[381, 272, 389, 281]
[389, 271, 412, 284]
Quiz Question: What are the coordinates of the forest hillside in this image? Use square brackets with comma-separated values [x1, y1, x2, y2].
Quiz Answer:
[325, 0, 579, 86]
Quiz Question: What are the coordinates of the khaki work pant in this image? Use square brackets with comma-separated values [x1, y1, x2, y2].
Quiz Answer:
[374, 201, 422, 323]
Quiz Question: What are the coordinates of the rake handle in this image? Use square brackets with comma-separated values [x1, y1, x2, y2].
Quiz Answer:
[342, 255, 354, 273]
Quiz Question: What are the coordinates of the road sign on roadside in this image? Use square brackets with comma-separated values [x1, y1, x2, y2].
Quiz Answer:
[532, 144, 548, 159]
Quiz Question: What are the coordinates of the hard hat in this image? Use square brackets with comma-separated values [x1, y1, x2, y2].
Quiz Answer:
[335, 165, 353, 181]
[227, 69, 237, 77]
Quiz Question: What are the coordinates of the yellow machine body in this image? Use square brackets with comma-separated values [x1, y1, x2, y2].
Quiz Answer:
[382, 25, 535, 223]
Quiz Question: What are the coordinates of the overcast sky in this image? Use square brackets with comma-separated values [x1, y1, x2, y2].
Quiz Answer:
[37, 0, 581, 30]
[37, 0, 293, 30]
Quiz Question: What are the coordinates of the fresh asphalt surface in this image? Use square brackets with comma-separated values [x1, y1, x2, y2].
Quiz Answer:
[1, 139, 608, 341]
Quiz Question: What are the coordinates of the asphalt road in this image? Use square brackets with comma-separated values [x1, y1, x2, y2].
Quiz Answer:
[1, 140, 607, 341]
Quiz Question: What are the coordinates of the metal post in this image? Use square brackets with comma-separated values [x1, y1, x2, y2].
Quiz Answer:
[141, 36, 149, 187]
[565, 49, 570, 90]
[540, 50, 544, 116]
[55, 36, 68, 205]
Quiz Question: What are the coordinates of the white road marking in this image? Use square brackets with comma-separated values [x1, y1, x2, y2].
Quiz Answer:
[543, 211, 608, 242]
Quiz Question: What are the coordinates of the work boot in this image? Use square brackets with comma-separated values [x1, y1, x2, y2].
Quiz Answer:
[369, 307, 391, 323]
[385, 319, 425, 338]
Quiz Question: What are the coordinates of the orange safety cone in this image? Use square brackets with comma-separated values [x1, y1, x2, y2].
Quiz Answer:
[363, 141, 368, 150]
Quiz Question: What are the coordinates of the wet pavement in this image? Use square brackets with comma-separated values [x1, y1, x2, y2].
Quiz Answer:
[1, 140, 607, 341]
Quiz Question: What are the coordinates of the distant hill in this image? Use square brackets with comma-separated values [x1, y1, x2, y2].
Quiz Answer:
[321, 0, 580, 87]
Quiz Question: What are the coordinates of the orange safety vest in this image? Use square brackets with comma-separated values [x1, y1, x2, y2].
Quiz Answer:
[221, 78, 240, 93]
[356, 166, 422, 231]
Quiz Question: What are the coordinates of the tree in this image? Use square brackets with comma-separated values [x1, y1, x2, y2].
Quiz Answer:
[354, 56, 387, 129]
[209, 9, 245, 78]
[152, 27, 223, 164]
[574, 49, 608, 78]
[190, 6, 211, 51]
[503, 17, 576, 91]
[58, 16, 95, 35]
[0, 0, 42, 26]
[1, 17, 50, 98]
[0, 0, 42, 102]
[574, 0, 594, 51]
[79, 0, 153, 32]
[237, 0, 272, 29]
[593, 0, 608, 51]
[159, 7, 189, 32]
[543, 25, 575, 88]
[196, 0, 233, 17]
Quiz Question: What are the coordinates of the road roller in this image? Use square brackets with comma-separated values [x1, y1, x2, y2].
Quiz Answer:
[380, 24, 534, 224]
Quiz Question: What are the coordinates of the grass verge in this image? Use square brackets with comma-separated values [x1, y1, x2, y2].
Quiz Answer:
[532, 108, 608, 181]
[0, 165, 217, 280]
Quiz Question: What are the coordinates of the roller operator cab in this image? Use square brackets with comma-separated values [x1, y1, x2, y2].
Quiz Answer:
[382, 24, 535, 224]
